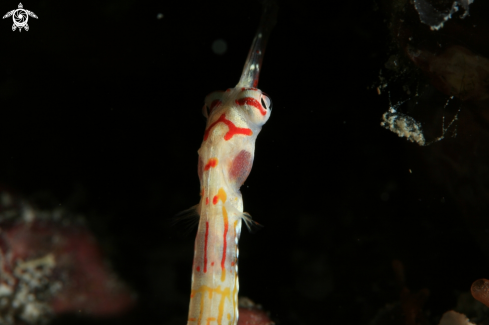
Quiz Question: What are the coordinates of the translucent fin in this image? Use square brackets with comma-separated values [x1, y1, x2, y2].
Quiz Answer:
[172, 204, 200, 236]
[236, 0, 279, 88]
[242, 212, 263, 234]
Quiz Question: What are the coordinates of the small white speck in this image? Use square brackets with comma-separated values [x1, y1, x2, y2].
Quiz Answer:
[156, 13, 164, 19]
[258, 33, 262, 38]
[409, 169, 412, 173]
[211, 39, 227, 55]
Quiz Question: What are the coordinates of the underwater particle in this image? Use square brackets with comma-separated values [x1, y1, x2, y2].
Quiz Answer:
[413, 0, 474, 30]
[156, 13, 163, 19]
[380, 96, 460, 146]
[212, 39, 227, 55]
[381, 107, 426, 146]
[470, 279, 489, 308]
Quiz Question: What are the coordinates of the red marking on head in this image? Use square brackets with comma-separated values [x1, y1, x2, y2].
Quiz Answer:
[209, 99, 222, 114]
[204, 114, 253, 141]
[235, 97, 266, 116]
[226, 89, 231, 92]
[253, 79, 258, 87]
[231, 261, 235, 266]
[212, 195, 218, 205]
[206, 197, 209, 205]
[241, 87, 258, 91]
[204, 158, 218, 171]
[196, 266, 200, 272]
[211, 262, 214, 266]
[204, 222, 209, 273]
[229, 150, 253, 186]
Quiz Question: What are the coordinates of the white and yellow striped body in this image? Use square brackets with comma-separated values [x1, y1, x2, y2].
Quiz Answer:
[186, 3, 277, 323]
[188, 87, 271, 324]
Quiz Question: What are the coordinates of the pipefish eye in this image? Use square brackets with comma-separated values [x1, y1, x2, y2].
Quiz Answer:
[260, 93, 272, 111]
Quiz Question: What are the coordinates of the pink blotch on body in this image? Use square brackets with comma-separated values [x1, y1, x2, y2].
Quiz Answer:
[229, 150, 253, 187]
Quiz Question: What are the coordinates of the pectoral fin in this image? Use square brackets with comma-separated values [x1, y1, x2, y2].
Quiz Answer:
[172, 204, 200, 235]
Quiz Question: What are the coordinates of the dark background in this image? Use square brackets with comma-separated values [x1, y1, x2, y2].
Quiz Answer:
[1, 0, 488, 324]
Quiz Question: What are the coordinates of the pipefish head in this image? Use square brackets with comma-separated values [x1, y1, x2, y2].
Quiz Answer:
[202, 88, 272, 127]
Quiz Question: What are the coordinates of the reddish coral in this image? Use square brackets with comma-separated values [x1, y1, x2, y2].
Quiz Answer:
[238, 298, 274, 325]
[0, 190, 134, 323]
[2, 221, 135, 316]
[471, 279, 489, 308]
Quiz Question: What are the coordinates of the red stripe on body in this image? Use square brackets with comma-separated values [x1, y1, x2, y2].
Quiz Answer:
[221, 206, 228, 282]
[204, 222, 209, 273]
